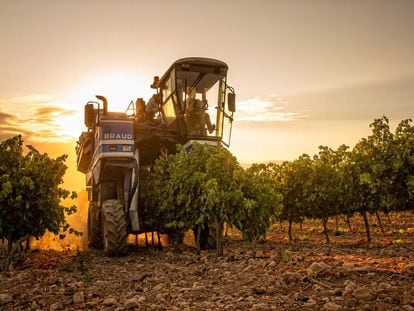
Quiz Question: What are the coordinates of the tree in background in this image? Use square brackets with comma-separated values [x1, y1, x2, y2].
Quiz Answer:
[392, 119, 414, 213]
[331, 145, 354, 232]
[348, 117, 394, 242]
[234, 163, 283, 255]
[306, 146, 342, 243]
[277, 155, 312, 241]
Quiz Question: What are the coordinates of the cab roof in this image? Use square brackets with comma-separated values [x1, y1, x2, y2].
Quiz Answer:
[158, 57, 228, 86]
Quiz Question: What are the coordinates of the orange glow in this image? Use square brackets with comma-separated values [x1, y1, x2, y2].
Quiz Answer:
[56, 73, 155, 140]
[32, 191, 88, 251]
[70, 73, 153, 112]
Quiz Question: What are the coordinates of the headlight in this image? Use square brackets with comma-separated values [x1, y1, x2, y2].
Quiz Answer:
[122, 145, 132, 152]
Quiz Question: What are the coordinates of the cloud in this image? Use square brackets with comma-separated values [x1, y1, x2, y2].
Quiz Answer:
[236, 95, 308, 122]
[0, 111, 17, 124]
[0, 101, 76, 142]
[36, 106, 75, 117]
[0, 110, 35, 140]
[28, 106, 76, 123]
[0, 110, 31, 140]
[0, 125, 33, 135]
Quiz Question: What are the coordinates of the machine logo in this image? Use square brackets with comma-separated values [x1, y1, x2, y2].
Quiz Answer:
[104, 133, 133, 140]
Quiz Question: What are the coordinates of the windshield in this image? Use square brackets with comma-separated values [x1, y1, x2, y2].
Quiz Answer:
[176, 71, 224, 137]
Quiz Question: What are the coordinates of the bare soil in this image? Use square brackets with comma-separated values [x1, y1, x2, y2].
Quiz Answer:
[1, 212, 414, 310]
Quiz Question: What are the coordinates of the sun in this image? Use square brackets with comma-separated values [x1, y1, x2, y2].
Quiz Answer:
[54, 111, 85, 140]
[59, 73, 155, 139]
[81, 73, 154, 112]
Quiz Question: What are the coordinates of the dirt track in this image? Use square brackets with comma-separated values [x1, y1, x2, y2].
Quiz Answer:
[1, 214, 414, 310]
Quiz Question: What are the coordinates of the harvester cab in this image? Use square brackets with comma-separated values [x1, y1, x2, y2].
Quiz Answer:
[153, 57, 236, 149]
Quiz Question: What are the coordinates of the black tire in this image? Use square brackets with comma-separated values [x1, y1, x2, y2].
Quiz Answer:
[101, 200, 128, 256]
[193, 224, 216, 250]
[87, 201, 103, 249]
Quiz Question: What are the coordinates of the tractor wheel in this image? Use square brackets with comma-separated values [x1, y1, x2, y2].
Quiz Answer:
[87, 201, 103, 249]
[193, 224, 216, 250]
[101, 200, 128, 256]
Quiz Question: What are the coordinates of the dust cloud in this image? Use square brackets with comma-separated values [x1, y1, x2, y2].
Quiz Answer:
[30, 191, 192, 251]
[32, 190, 88, 251]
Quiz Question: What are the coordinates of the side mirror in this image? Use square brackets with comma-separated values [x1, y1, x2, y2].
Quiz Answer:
[227, 93, 236, 112]
[84, 104, 94, 128]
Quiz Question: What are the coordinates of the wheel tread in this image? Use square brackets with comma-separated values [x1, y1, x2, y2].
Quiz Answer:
[102, 199, 128, 256]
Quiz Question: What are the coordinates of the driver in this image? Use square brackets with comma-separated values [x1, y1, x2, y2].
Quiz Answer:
[185, 89, 215, 135]
[145, 93, 161, 124]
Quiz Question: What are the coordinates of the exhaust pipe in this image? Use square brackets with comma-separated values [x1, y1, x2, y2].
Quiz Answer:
[96, 95, 108, 114]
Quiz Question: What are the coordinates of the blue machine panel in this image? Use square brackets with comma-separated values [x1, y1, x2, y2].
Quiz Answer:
[101, 121, 134, 141]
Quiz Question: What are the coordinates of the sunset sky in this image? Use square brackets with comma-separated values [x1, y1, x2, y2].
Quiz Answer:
[1, 0, 414, 191]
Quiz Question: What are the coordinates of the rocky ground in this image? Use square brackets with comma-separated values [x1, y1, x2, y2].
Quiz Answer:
[1, 213, 414, 310]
